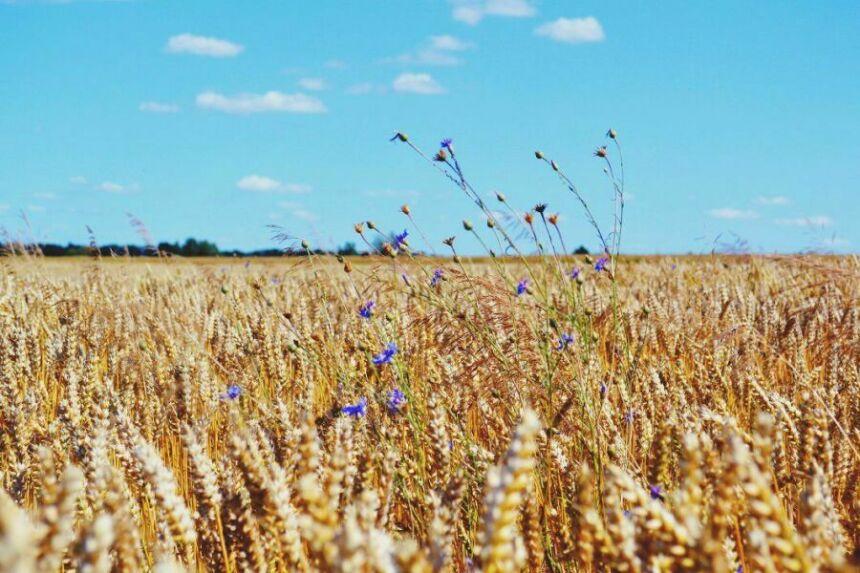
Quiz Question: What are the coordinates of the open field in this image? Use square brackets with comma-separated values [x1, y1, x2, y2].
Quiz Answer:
[0, 255, 858, 572]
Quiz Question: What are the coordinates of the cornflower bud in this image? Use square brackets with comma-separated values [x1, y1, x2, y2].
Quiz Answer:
[534, 150, 544, 160]
[401, 204, 411, 215]
[463, 220, 473, 231]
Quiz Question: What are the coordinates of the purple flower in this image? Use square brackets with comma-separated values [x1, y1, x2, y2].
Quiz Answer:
[595, 256, 609, 272]
[393, 229, 409, 249]
[359, 300, 375, 319]
[649, 484, 664, 501]
[440, 138, 453, 149]
[516, 278, 529, 296]
[372, 342, 398, 366]
[430, 268, 444, 287]
[599, 383, 607, 397]
[623, 410, 635, 425]
[222, 384, 241, 401]
[387, 388, 406, 414]
[555, 332, 575, 351]
[569, 266, 581, 280]
[342, 397, 368, 418]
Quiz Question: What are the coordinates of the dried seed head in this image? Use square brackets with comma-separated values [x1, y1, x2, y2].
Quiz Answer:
[524, 212, 534, 225]
[496, 191, 507, 202]
[354, 223, 365, 234]
[534, 150, 544, 160]
[607, 128, 617, 139]
[548, 213, 559, 225]
[400, 204, 411, 215]
[594, 146, 608, 158]
[463, 220, 473, 231]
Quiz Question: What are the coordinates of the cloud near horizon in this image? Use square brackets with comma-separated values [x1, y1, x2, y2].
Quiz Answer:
[237, 175, 311, 194]
[196, 91, 326, 114]
[166, 33, 243, 57]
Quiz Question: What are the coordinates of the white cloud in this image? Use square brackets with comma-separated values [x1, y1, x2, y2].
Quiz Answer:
[535, 17, 605, 44]
[237, 175, 311, 194]
[0, 203, 9, 213]
[452, 0, 535, 25]
[708, 208, 758, 220]
[390, 35, 473, 66]
[297, 77, 326, 91]
[755, 195, 790, 206]
[346, 82, 376, 95]
[139, 101, 180, 113]
[166, 33, 243, 57]
[392, 73, 445, 95]
[324, 59, 347, 69]
[775, 216, 833, 227]
[196, 91, 327, 114]
[237, 175, 281, 192]
[97, 181, 125, 193]
[33, 192, 56, 200]
[69, 176, 87, 184]
[430, 35, 472, 51]
[27, 204, 46, 213]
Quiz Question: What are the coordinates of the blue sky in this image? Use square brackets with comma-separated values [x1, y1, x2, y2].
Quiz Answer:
[1, 0, 858, 254]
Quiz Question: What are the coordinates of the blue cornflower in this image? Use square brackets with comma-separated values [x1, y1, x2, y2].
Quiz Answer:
[555, 332, 575, 351]
[516, 278, 529, 296]
[387, 388, 407, 414]
[569, 266, 581, 280]
[595, 256, 609, 272]
[372, 342, 398, 366]
[393, 229, 409, 249]
[623, 410, 635, 425]
[342, 397, 368, 418]
[430, 268, 444, 287]
[359, 300, 375, 319]
[649, 484, 664, 501]
[599, 383, 608, 397]
[222, 384, 241, 401]
[440, 138, 453, 149]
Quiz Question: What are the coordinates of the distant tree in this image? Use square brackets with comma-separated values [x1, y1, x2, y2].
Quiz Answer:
[337, 241, 359, 256]
[574, 245, 590, 255]
[180, 238, 219, 257]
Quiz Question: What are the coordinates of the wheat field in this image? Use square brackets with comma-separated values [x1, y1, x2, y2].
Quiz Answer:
[0, 254, 857, 572]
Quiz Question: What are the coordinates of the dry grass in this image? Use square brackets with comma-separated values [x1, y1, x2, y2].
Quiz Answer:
[0, 254, 857, 572]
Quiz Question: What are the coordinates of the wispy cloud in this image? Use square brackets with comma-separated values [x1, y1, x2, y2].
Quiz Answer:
[324, 59, 347, 69]
[451, 0, 536, 25]
[237, 175, 311, 194]
[297, 77, 326, 91]
[755, 195, 790, 206]
[388, 34, 473, 66]
[535, 17, 605, 44]
[278, 201, 318, 222]
[392, 73, 445, 95]
[196, 91, 326, 114]
[708, 208, 758, 220]
[69, 176, 88, 185]
[165, 33, 243, 58]
[139, 101, 180, 113]
[98, 181, 124, 193]
[775, 216, 833, 227]
[33, 192, 57, 200]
